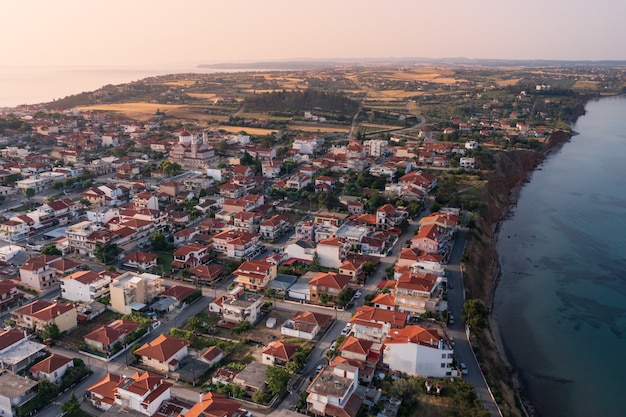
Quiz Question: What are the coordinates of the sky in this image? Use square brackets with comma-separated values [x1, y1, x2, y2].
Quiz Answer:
[2, 0, 626, 67]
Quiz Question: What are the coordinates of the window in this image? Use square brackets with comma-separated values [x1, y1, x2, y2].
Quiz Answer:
[441, 363, 446, 368]
[441, 354, 446, 359]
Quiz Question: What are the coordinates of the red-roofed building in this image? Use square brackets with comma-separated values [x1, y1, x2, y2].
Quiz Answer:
[261, 341, 298, 366]
[259, 214, 289, 241]
[18, 254, 61, 291]
[383, 325, 456, 378]
[315, 237, 349, 268]
[309, 272, 352, 306]
[183, 392, 242, 417]
[337, 336, 381, 364]
[281, 311, 333, 340]
[393, 272, 443, 315]
[134, 334, 190, 372]
[88, 371, 173, 415]
[306, 363, 362, 417]
[212, 230, 261, 259]
[86, 373, 124, 410]
[172, 243, 210, 269]
[233, 259, 277, 291]
[12, 300, 78, 333]
[84, 319, 140, 354]
[199, 346, 224, 367]
[61, 270, 112, 302]
[29, 353, 73, 384]
[188, 264, 225, 284]
[411, 223, 447, 254]
[124, 250, 159, 271]
[349, 306, 407, 343]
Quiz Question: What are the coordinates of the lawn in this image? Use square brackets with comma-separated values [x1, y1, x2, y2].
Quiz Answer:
[156, 251, 173, 273]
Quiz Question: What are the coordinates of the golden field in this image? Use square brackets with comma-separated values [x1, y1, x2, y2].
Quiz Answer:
[76, 103, 228, 123]
[215, 125, 278, 135]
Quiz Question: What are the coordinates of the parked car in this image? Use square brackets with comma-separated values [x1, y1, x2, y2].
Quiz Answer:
[460, 362, 468, 375]
[341, 324, 352, 336]
[330, 340, 337, 350]
[448, 314, 455, 325]
[316, 364, 323, 373]
[353, 291, 362, 299]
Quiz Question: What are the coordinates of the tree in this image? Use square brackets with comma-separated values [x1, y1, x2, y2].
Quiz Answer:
[149, 231, 168, 251]
[310, 252, 322, 272]
[319, 293, 330, 305]
[62, 393, 81, 417]
[23, 187, 35, 206]
[93, 243, 119, 264]
[40, 244, 62, 256]
[231, 321, 251, 334]
[40, 323, 60, 340]
[336, 289, 352, 307]
[462, 299, 489, 330]
[362, 261, 376, 276]
[266, 366, 291, 396]
[37, 379, 59, 403]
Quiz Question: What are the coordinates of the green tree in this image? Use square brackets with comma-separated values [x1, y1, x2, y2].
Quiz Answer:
[266, 366, 291, 396]
[23, 187, 35, 206]
[462, 299, 489, 330]
[40, 244, 62, 256]
[310, 252, 322, 272]
[93, 243, 119, 264]
[37, 379, 59, 403]
[62, 393, 81, 417]
[40, 323, 60, 340]
[149, 231, 168, 251]
[362, 261, 376, 276]
[336, 289, 352, 307]
[231, 321, 251, 334]
[252, 389, 270, 404]
[319, 293, 330, 305]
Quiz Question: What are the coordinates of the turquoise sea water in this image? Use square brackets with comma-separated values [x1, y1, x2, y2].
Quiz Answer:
[493, 96, 626, 417]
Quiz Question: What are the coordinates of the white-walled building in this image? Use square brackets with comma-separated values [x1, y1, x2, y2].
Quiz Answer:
[383, 325, 457, 378]
[315, 237, 349, 269]
[134, 334, 190, 373]
[61, 270, 112, 302]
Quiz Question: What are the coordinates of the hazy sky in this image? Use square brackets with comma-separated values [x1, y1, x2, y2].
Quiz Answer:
[3, 0, 625, 67]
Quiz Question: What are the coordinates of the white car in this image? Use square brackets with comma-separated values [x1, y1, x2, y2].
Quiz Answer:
[460, 362, 468, 375]
[316, 364, 323, 373]
[330, 340, 337, 350]
[353, 291, 362, 299]
[341, 324, 352, 336]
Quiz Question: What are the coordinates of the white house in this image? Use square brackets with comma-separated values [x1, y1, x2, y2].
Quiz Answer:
[382, 325, 457, 378]
[0, 373, 38, 417]
[459, 157, 475, 169]
[315, 237, 349, 269]
[29, 354, 74, 384]
[306, 363, 362, 417]
[134, 334, 190, 373]
[61, 270, 112, 302]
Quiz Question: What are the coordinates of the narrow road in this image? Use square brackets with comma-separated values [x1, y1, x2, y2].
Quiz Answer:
[445, 229, 501, 417]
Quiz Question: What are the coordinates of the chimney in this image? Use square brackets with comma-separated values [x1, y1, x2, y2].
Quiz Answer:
[199, 392, 204, 402]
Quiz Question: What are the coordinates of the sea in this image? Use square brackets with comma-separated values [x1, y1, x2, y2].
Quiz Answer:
[0, 64, 273, 108]
[493, 95, 626, 417]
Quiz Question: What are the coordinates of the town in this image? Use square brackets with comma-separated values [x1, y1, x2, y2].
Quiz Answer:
[0, 65, 622, 417]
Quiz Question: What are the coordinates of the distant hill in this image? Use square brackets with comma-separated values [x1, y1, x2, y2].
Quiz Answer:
[200, 57, 626, 70]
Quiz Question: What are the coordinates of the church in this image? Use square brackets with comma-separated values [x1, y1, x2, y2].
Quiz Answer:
[169, 131, 215, 168]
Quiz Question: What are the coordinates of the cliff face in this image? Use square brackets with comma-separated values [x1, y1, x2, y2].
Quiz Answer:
[461, 132, 572, 417]
[464, 131, 571, 304]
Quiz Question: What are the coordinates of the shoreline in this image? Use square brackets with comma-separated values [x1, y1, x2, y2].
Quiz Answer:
[485, 127, 577, 417]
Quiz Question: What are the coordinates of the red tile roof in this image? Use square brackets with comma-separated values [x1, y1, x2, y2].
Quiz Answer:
[0, 328, 26, 351]
[86, 373, 124, 406]
[262, 341, 298, 361]
[29, 353, 72, 375]
[134, 334, 189, 362]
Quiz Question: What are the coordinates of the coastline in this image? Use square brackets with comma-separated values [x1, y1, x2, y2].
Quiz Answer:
[485, 127, 577, 417]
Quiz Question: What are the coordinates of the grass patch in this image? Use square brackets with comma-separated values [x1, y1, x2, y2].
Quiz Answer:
[156, 251, 173, 273]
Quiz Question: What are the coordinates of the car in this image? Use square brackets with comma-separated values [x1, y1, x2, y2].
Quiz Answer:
[316, 364, 323, 372]
[460, 362, 468, 375]
[345, 302, 354, 309]
[353, 291, 362, 299]
[341, 324, 352, 336]
[241, 410, 252, 417]
[448, 314, 455, 325]
[330, 340, 337, 350]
